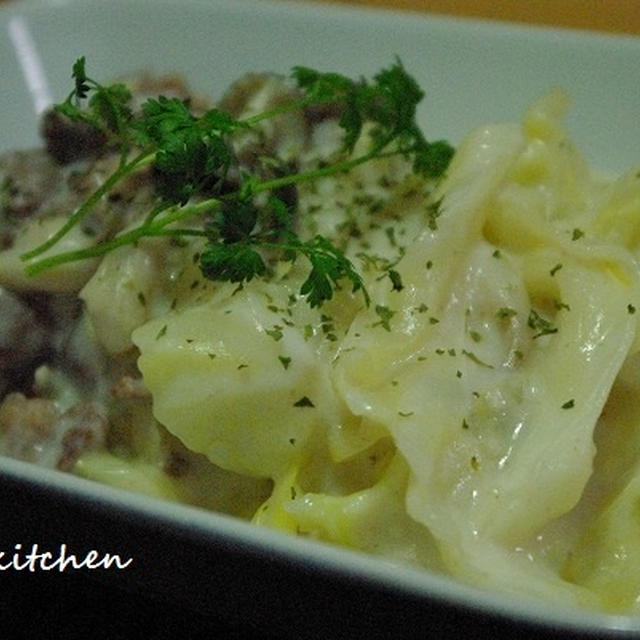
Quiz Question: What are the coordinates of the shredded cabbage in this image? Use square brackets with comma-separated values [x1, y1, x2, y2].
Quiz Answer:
[74, 90, 640, 613]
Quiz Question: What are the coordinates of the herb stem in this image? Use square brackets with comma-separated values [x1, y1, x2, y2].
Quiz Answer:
[251, 145, 388, 196]
[240, 97, 313, 128]
[21, 149, 155, 261]
[24, 196, 220, 276]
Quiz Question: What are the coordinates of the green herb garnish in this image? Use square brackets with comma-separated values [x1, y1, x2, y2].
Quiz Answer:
[527, 309, 558, 339]
[22, 57, 453, 308]
[373, 304, 395, 331]
[293, 396, 315, 408]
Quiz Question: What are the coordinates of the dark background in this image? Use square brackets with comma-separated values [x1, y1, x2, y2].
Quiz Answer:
[2, 472, 637, 640]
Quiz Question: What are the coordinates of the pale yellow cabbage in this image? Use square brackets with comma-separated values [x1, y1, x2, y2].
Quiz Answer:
[74, 90, 640, 613]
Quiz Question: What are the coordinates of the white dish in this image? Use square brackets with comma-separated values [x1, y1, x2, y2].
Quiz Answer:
[1, 1, 639, 637]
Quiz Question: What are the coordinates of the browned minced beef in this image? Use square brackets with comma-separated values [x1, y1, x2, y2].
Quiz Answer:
[41, 110, 107, 165]
[0, 287, 48, 396]
[0, 149, 66, 249]
[0, 392, 107, 470]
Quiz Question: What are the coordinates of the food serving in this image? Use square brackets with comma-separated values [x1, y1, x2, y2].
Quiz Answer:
[1, 56, 640, 615]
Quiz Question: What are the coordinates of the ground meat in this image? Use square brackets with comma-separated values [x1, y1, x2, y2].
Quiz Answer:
[218, 72, 309, 173]
[127, 72, 205, 110]
[49, 299, 110, 393]
[1, 128, 156, 265]
[0, 149, 64, 248]
[0, 287, 48, 395]
[215, 72, 311, 221]
[55, 402, 108, 471]
[42, 69, 206, 162]
[41, 110, 107, 165]
[110, 374, 151, 401]
[0, 146, 108, 258]
[163, 449, 191, 478]
[0, 392, 107, 470]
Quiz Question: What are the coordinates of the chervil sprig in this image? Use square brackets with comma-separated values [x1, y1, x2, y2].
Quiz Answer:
[291, 62, 454, 175]
[200, 195, 368, 308]
[55, 56, 134, 159]
[22, 57, 454, 308]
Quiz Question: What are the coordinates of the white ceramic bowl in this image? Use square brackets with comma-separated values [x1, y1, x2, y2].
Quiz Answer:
[1, 1, 639, 637]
